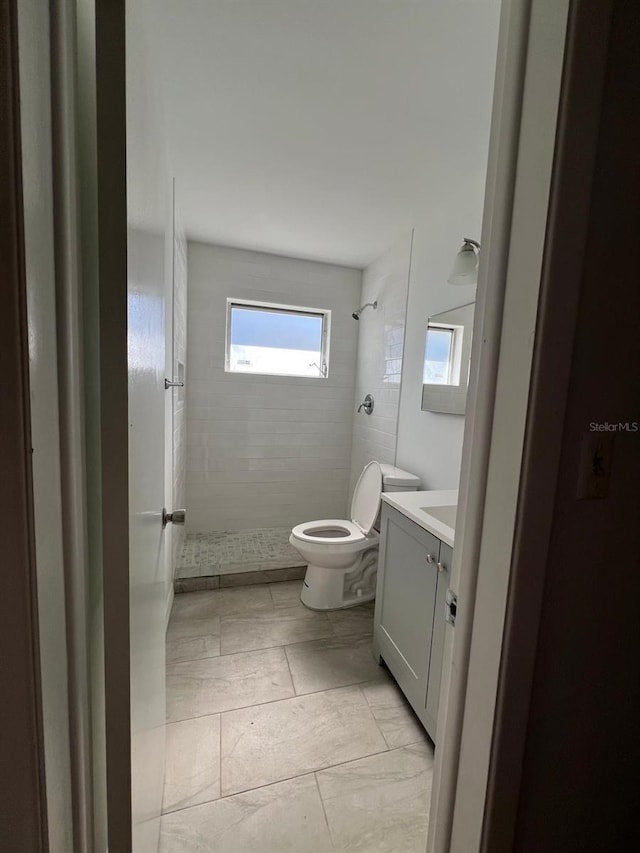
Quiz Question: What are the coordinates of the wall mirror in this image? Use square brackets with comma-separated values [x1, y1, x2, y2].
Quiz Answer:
[421, 301, 475, 414]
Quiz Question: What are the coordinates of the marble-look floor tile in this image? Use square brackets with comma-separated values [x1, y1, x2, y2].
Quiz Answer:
[316, 742, 434, 852]
[220, 605, 333, 655]
[328, 602, 375, 637]
[269, 579, 303, 607]
[167, 616, 221, 641]
[166, 647, 293, 722]
[361, 679, 428, 749]
[162, 715, 220, 814]
[159, 775, 333, 853]
[166, 617, 221, 664]
[167, 635, 221, 664]
[285, 635, 387, 695]
[220, 685, 387, 796]
[170, 585, 273, 622]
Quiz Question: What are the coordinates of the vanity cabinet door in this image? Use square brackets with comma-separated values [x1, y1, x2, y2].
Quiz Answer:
[374, 505, 440, 728]
[424, 541, 452, 737]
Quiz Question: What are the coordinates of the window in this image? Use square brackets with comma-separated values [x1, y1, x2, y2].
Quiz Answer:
[226, 299, 330, 378]
[423, 326, 455, 384]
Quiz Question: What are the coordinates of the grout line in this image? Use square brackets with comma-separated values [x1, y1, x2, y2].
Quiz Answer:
[217, 616, 335, 656]
[218, 710, 223, 804]
[167, 628, 375, 668]
[167, 641, 291, 672]
[159, 739, 433, 820]
[168, 627, 373, 662]
[166, 675, 390, 726]
[314, 772, 337, 851]
[354, 682, 392, 753]
[221, 742, 410, 805]
[282, 644, 297, 695]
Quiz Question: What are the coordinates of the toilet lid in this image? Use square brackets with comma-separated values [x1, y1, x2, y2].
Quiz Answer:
[350, 461, 383, 534]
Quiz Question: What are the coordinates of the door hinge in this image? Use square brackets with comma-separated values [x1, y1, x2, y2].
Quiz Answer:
[445, 589, 458, 626]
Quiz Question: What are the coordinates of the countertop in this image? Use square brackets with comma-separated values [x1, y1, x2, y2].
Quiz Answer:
[381, 489, 458, 547]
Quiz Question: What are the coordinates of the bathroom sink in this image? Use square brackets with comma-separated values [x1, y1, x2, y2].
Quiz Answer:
[419, 504, 457, 528]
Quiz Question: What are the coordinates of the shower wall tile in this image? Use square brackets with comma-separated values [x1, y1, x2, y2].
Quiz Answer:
[186, 243, 361, 532]
[349, 233, 413, 495]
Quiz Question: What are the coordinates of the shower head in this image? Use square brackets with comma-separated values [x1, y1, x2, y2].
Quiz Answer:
[352, 300, 378, 320]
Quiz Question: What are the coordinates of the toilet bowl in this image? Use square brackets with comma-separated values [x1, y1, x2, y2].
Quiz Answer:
[290, 461, 421, 610]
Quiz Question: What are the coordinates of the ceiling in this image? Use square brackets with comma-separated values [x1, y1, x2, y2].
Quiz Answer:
[147, 1, 501, 268]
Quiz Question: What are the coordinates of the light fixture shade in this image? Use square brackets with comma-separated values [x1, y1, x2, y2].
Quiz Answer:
[448, 240, 479, 286]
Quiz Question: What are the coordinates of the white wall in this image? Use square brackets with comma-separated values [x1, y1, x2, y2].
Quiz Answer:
[396, 192, 483, 490]
[186, 243, 361, 531]
[349, 233, 413, 494]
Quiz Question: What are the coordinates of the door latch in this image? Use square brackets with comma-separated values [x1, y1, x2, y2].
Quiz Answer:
[163, 508, 186, 528]
[445, 589, 458, 626]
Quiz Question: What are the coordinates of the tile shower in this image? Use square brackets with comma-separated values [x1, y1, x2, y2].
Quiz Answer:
[176, 238, 411, 590]
[175, 529, 306, 592]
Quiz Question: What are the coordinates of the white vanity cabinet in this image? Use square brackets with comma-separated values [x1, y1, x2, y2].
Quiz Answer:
[373, 502, 452, 741]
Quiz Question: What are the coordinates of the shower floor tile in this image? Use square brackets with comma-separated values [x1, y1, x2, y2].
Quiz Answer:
[176, 528, 305, 580]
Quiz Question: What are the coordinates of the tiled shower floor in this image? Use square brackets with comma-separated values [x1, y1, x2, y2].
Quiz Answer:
[176, 528, 306, 580]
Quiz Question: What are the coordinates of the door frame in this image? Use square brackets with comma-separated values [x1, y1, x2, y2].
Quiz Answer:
[93, 0, 132, 848]
[0, 0, 49, 847]
[428, 0, 616, 850]
[16, 0, 622, 849]
[481, 0, 616, 847]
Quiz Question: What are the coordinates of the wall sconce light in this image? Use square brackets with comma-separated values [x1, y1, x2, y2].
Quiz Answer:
[448, 238, 480, 286]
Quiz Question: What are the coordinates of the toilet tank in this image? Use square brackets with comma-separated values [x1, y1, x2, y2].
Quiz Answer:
[380, 463, 421, 493]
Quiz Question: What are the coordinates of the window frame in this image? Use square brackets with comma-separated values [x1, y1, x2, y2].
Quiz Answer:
[424, 324, 457, 385]
[224, 298, 331, 379]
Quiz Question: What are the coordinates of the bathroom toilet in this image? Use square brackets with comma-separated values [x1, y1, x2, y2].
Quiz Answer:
[290, 461, 421, 610]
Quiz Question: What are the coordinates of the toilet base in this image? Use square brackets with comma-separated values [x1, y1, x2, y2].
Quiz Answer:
[300, 547, 378, 610]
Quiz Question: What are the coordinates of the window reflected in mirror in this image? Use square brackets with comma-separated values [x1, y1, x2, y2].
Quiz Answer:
[422, 301, 475, 414]
[424, 326, 458, 385]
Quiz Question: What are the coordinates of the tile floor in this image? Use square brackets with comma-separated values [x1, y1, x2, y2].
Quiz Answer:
[161, 579, 434, 852]
[176, 528, 305, 579]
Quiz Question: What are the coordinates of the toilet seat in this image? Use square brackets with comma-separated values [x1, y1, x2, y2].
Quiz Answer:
[290, 461, 384, 549]
[289, 460, 419, 611]
[290, 519, 366, 546]
[349, 461, 383, 534]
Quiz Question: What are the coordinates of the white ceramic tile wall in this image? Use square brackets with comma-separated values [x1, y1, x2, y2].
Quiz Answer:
[186, 243, 361, 532]
[172, 223, 188, 568]
[349, 234, 413, 496]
